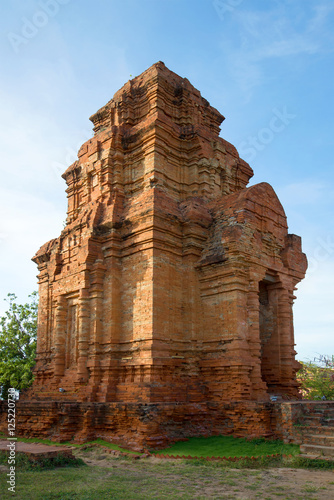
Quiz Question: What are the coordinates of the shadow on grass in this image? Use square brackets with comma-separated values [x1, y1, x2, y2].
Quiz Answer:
[150, 435, 300, 459]
[0, 450, 85, 471]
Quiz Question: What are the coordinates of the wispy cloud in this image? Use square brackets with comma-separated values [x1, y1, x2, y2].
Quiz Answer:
[277, 180, 333, 207]
[236, 2, 333, 57]
[253, 37, 319, 60]
[308, 3, 334, 33]
[220, 2, 334, 95]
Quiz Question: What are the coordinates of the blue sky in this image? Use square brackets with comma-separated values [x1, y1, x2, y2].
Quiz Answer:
[0, 0, 333, 361]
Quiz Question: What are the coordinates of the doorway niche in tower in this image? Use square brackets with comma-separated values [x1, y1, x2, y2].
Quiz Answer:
[259, 277, 279, 391]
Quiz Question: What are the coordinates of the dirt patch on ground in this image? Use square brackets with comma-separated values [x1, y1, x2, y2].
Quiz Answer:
[73, 447, 334, 500]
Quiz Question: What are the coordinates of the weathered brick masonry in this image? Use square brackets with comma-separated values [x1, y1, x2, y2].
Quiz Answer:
[1, 401, 274, 451]
[1, 62, 308, 449]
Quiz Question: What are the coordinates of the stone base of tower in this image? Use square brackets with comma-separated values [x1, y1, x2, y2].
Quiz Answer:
[0, 400, 283, 451]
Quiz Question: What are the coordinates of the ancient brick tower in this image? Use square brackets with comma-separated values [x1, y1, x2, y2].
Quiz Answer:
[25, 62, 307, 447]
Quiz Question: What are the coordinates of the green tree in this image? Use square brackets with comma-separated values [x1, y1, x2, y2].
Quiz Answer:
[0, 292, 38, 399]
[298, 355, 334, 400]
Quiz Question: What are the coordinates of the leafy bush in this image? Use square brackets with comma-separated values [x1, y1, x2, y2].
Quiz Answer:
[297, 355, 334, 400]
[0, 292, 37, 399]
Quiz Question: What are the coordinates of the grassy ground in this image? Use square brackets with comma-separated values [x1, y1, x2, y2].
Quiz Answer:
[1, 452, 334, 500]
[151, 435, 300, 458]
[0, 431, 299, 458]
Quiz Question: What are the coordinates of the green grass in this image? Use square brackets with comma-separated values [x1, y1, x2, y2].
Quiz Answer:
[151, 435, 300, 458]
[0, 456, 333, 500]
[1, 432, 298, 458]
